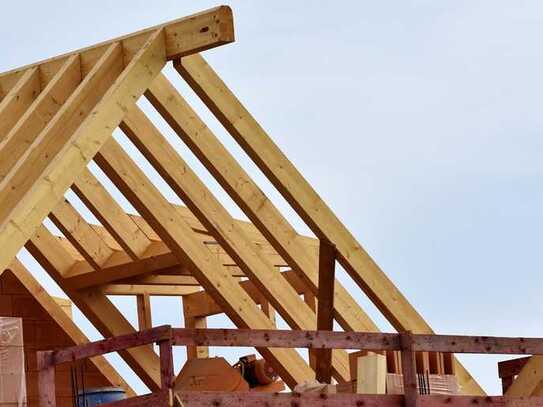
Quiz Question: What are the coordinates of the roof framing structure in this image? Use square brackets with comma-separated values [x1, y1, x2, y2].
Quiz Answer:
[2, 5, 523, 396]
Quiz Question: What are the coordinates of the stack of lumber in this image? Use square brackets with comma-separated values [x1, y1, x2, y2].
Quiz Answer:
[336, 351, 459, 395]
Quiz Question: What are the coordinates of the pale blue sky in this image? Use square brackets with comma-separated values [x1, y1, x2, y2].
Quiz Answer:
[2, 1, 543, 395]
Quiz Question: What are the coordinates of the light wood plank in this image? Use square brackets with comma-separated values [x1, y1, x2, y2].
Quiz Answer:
[0, 42, 123, 221]
[183, 269, 313, 318]
[0, 55, 81, 182]
[183, 298, 209, 360]
[103, 284, 201, 296]
[176, 54, 484, 395]
[94, 138, 314, 387]
[0, 29, 166, 274]
[0, 67, 40, 140]
[72, 168, 151, 259]
[356, 353, 387, 394]
[49, 199, 114, 269]
[120, 274, 200, 286]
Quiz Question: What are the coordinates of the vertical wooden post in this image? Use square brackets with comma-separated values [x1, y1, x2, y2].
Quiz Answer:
[137, 294, 153, 330]
[137, 294, 153, 352]
[182, 297, 209, 359]
[304, 291, 318, 370]
[37, 350, 56, 407]
[400, 332, 420, 407]
[315, 239, 336, 383]
[159, 339, 174, 389]
[159, 336, 174, 407]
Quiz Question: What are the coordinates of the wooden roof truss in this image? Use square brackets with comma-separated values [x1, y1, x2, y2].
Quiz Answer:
[3, 5, 530, 395]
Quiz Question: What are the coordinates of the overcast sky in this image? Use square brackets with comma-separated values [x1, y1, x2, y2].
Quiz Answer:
[2, 1, 543, 395]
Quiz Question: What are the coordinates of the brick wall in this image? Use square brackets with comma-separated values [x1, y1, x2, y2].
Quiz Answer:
[0, 270, 113, 407]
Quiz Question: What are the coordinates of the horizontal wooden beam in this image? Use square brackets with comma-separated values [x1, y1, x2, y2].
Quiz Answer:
[172, 328, 543, 355]
[172, 328, 400, 350]
[182, 269, 310, 318]
[119, 274, 200, 286]
[0, 6, 234, 99]
[50, 325, 171, 365]
[176, 393, 543, 407]
[101, 284, 201, 296]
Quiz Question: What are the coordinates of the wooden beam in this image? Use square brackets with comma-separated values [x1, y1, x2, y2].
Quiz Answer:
[37, 351, 56, 407]
[0, 6, 234, 96]
[176, 54, 484, 395]
[51, 326, 171, 365]
[94, 138, 314, 388]
[0, 29, 166, 274]
[136, 293, 153, 353]
[183, 297, 209, 360]
[103, 284, 201, 296]
[401, 332, 421, 407]
[146, 73, 379, 337]
[72, 168, 152, 259]
[59, 201, 301, 288]
[49, 199, 114, 269]
[183, 269, 312, 319]
[6, 259, 135, 396]
[507, 357, 543, 396]
[0, 55, 81, 182]
[0, 67, 40, 140]
[315, 239, 336, 383]
[120, 274, 200, 286]
[120, 105, 350, 381]
[25, 225, 163, 391]
[0, 42, 123, 223]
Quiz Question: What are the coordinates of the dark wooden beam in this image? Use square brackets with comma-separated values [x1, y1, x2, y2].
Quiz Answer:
[316, 239, 336, 383]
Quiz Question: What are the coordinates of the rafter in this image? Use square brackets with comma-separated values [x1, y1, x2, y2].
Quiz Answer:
[49, 199, 114, 269]
[5, 259, 135, 397]
[0, 67, 40, 139]
[0, 29, 166, 273]
[176, 54, 484, 395]
[0, 55, 81, 181]
[24, 224, 163, 390]
[94, 138, 314, 387]
[0, 6, 234, 97]
[146, 73, 379, 336]
[120, 104, 351, 381]
[0, 7, 490, 397]
[72, 168, 152, 259]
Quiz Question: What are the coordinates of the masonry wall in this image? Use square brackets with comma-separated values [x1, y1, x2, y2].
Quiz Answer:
[0, 270, 112, 407]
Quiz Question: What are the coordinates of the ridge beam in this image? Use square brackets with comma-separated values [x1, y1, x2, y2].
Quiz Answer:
[0, 6, 234, 95]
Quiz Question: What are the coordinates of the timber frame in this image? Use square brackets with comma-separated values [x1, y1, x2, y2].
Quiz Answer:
[38, 326, 543, 407]
[0, 5, 538, 405]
